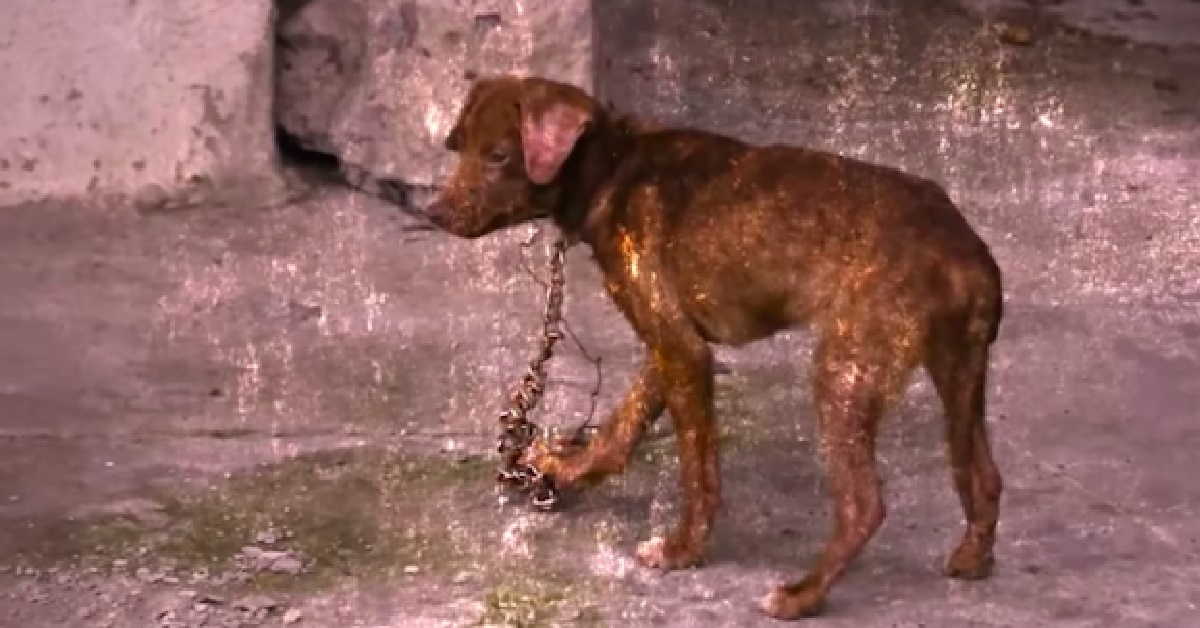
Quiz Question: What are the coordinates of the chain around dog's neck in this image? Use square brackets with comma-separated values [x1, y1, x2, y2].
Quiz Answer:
[494, 238, 571, 510]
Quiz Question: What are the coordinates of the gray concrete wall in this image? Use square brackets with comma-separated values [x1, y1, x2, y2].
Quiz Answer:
[0, 0, 285, 211]
[277, 0, 595, 187]
[1, 0, 597, 209]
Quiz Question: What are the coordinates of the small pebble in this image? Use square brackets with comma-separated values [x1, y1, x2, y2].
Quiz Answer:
[283, 608, 303, 624]
[234, 594, 278, 612]
[997, 22, 1034, 46]
[270, 555, 304, 575]
[403, 565, 419, 575]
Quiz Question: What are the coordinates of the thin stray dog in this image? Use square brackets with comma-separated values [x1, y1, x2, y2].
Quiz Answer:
[425, 75, 1005, 620]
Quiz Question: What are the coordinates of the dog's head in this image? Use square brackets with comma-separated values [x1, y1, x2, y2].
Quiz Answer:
[425, 76, 597, 238]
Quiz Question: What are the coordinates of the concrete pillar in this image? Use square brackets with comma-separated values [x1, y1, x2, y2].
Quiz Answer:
[0, 0, 287, 211]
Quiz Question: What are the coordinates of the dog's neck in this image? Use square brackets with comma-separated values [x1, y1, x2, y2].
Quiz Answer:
[546, 111, 641, 247]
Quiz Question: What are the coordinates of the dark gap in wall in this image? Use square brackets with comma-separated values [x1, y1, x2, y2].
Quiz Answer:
[271, 0, 346, 183]
[274, 123, 343, 183]
[269, 1, 433, 227]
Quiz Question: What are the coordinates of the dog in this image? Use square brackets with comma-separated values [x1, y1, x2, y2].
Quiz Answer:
[425, 75, 1005, 620]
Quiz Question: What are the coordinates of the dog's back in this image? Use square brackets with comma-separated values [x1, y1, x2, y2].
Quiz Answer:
[593, 126, 1002, 348]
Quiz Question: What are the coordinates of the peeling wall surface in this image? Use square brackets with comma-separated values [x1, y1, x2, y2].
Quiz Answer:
[2, 1, 1200, 627]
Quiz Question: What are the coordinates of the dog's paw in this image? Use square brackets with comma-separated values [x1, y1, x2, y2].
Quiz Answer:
[760, 583, 826, 620]
[518, 432, 604, 488]
[944, 546, 995, 580]
[635, 537, 670, 569]
[516, 436, 552, 469]
[635, 536, 702, 571]
[518, 439, 578, 487]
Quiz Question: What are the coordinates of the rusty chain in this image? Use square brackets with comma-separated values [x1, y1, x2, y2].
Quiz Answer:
[494, 237, 575, 510]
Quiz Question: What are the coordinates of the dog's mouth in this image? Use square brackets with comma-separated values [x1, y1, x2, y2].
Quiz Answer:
[435, 206, 526, 239]
[480, 207, 541, 235]
[423, 193, 549, 239]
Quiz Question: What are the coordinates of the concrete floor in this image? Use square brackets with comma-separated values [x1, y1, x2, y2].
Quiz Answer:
[2, 0, 1199, 626]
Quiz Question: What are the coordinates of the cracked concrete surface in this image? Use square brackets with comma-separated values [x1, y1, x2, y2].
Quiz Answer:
[2, 0, 1199, 626]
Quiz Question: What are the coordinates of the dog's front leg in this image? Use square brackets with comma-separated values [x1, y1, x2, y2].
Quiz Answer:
[521, 362, 665, 488]
[531, 228, 720, 569]
[634, 327, 720, 571]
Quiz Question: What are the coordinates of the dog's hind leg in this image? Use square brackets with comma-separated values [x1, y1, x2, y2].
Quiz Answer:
[762, 326, 917, 619]
[925, 308, 1003, 581]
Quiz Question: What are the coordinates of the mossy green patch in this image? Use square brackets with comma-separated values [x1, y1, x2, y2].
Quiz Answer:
[10, 448, 495, 591]
[473, 575, 607, 628]
[154, 448, 491, 584]
[8, 512, 146, 567]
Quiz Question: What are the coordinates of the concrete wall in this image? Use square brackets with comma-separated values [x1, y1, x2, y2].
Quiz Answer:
[277, 0, 595, 187]
[0, 0, 597, 209]
[0, 0, 284, 211]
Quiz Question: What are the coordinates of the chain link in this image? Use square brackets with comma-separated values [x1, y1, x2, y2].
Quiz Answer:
[495, 238, 571, 510]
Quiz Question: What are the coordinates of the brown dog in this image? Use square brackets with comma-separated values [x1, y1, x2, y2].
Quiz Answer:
[426, 75, 1005, 619]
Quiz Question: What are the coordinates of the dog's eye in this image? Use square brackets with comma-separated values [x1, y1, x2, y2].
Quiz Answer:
[486, 149, 511, 166]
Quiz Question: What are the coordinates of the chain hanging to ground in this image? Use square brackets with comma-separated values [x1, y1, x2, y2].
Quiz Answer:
[494, 232, 603, 511]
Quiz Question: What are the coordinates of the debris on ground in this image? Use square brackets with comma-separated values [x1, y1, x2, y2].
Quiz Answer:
[235, 546, 306, 576]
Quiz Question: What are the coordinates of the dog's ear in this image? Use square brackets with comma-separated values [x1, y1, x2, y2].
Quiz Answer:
[518, 79, 594, 185]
